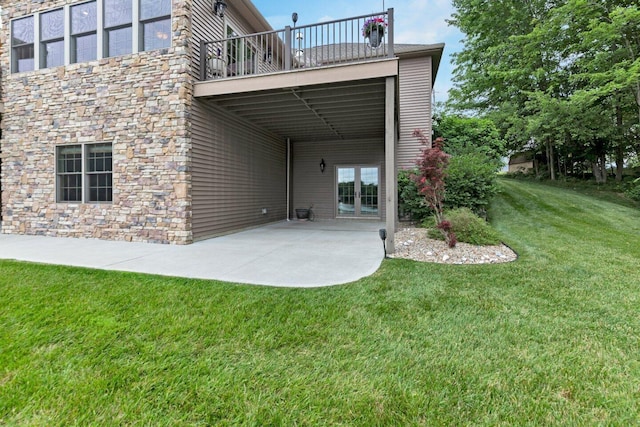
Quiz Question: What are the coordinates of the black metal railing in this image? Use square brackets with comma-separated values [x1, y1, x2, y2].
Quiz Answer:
[200, 9, 394, 81]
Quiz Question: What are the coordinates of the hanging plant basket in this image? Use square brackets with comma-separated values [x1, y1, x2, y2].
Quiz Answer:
[367, 28, 384, 48]
[362, 17, 387, 48]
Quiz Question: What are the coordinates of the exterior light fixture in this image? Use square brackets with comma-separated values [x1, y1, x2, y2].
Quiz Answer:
[320, 158, 326, 173]
[379, 228, 387, 258]
[213, 0, 227, 17]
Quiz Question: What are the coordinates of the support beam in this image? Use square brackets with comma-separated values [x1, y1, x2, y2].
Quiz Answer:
[385, 76, 397, 254]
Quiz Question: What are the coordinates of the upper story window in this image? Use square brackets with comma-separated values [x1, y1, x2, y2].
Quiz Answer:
[71, 1, 98, 63]
[40, 9, 65, 68]
[104, 0, 133, 57]
[11, 16, 35, 73]
[10, 0, 173, 74]
[140, 0, 171, 51]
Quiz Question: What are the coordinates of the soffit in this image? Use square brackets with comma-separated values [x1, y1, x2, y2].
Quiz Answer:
[201, 78, 388, 142]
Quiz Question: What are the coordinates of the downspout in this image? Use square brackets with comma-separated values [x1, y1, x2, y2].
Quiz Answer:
[287, 138, 291, 221]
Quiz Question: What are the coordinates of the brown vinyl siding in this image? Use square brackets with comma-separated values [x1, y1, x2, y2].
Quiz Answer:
[291, 139, 385, 221]
[397, 56, 432, 169]
[191, 2, 275, 80]
[190, 1, 224, 79]
[191, 100, 287, 240]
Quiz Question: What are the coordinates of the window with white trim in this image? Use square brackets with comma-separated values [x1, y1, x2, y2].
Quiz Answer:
[104, 0, 133, 57]
[10, 0, 173, 73]
[71, 1, 98, 63]
[140, 0, 171, 51]
[11, 16, 35, 73]
[56, 143, 113, 203]
[40, 8, 65, 68]
[225, 24, 257, 76]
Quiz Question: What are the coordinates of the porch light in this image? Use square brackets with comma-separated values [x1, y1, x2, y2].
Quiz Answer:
[213, 0, 227, 17]
[320, 158, 326, 173]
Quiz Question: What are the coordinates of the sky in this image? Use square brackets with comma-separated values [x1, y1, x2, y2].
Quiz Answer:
[251, 0, 464, 103]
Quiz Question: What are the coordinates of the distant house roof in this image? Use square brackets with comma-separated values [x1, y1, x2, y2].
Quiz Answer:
[509, 153, 534, 165]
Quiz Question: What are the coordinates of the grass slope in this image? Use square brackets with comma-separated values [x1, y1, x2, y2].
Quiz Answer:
[1, 179, 639, 425]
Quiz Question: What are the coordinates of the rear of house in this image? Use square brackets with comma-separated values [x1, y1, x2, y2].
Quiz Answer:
[0, 0, 443, 252]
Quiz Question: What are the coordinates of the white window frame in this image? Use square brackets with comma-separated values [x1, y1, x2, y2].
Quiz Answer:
[225, 22, 257, 77]
[70, 0, 99, 64]
[9, 0, 172, 73]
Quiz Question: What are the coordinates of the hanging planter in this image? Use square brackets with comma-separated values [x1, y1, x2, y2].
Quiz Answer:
[362, 17, 387, 48]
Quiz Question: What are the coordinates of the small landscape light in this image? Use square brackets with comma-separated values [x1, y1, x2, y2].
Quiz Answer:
[379, 228, 387, 258]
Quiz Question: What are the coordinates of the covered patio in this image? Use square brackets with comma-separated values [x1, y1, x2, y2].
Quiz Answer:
[192, 60, 399, 251]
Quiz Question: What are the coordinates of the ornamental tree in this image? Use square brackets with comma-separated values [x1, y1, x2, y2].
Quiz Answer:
[412, 130, 456, 247]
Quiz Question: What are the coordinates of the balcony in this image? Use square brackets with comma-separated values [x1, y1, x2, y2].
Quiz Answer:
[199, 9, 394, 81]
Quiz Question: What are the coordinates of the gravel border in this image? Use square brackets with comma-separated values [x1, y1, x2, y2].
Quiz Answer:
[390, 227, 518, 264]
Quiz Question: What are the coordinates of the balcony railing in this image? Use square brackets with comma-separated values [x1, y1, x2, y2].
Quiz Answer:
[200, 9, 394, 81]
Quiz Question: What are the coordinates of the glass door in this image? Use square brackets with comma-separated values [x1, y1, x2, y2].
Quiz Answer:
[337, 166, 379, 218]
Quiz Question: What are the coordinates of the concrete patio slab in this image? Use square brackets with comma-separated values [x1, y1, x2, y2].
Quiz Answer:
[0, 220, 387, 287]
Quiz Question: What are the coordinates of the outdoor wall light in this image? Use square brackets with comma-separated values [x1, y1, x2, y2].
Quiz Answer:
[213, 0, 227, 17]
[320, 158, 326, 173]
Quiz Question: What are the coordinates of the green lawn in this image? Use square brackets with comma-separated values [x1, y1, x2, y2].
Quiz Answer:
[1, 179, 639, 425]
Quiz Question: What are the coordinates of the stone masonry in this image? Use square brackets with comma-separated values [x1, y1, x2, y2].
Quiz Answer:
[0, 0, 195, 244]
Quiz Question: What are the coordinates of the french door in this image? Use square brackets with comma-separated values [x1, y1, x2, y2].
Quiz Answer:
[337, 166, 380, 218]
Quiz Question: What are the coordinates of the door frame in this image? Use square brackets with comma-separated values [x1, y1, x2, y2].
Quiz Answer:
[335, 164, 382, 219]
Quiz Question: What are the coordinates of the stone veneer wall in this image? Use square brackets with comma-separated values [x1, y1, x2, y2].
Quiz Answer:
[0, 0, 194, 244]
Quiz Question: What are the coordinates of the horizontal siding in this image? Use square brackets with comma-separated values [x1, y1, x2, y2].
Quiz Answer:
[191, 3, 276, 79]
[191, 100, 287, 240]
[292, 139, 385, 221]
[191, 1, 224, 79]
[398, 56, 432, 170]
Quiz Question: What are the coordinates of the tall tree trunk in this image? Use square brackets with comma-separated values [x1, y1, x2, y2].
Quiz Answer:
[615, 102, 624, 182]
[546, 138, 556, 181]
[615, 145, 624, 183]
[592, 139, 607, 184]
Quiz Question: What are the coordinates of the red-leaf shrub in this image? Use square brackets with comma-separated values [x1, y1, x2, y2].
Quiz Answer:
[411, 130, 456, 247]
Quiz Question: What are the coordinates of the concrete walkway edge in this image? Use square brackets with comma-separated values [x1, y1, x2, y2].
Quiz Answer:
[0, 221, 386, 288]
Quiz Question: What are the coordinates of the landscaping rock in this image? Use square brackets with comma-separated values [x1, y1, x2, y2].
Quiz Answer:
[390, 227, 518, 264]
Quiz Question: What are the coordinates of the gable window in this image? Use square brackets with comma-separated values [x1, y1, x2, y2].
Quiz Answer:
[11, 16, 35, 73]
[140, 0, 171, 51]
[104, 0, 133, 57]
[40, 8, 65, 68]
[71, 1, 98, 63]
[56, 143, 113, 203]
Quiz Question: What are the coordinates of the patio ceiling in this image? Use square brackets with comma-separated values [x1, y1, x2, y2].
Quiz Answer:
[199, 78, 389, 142]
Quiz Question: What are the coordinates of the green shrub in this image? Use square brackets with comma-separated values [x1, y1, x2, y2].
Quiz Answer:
[398, 151, 500, 221]
[426, 208, 502, 246]
[625, 178, 640, 201]
[398, 169, 432, 222]
[444, 153, 499, 217]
